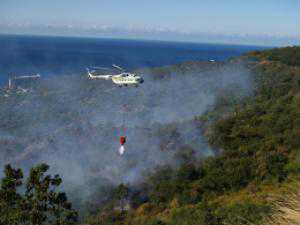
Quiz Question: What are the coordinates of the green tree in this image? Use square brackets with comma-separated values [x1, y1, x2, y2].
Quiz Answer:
[0, 164, 78, 225]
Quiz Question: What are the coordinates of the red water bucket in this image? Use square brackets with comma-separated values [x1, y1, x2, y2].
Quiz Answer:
[120, 136, 126, 146]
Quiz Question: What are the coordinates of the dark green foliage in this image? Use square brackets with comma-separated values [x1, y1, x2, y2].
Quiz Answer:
[90, 47, 300, 224]
[249, 46, 300, 66]
[86, 210, 126, 225]
[114, 184, 130, 201]
[147, 167, 177, 205]
[196, 201, 271, 225]
[4, 46, 291, 225]
[166, 201, 270, 225]
[0, 164, 78, 225]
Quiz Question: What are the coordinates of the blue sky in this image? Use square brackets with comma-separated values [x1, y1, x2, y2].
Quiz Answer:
[1, 0, 300, 45]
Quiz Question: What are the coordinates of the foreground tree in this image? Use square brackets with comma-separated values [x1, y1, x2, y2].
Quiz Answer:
[0, 164, 78, 225]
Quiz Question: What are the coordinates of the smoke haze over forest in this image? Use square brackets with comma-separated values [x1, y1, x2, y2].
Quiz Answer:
[0, 60, 254, 204]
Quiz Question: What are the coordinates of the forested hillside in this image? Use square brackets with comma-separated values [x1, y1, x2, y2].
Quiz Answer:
[249, 46, 300, 67]
[85, 47, 300, 225]
[1, 46, 300, 225]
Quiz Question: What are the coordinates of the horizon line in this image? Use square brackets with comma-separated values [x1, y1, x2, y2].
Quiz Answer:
[0, 32, 278, 48]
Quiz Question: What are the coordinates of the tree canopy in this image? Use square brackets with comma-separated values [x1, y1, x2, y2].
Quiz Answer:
[0, 163, 78, 225]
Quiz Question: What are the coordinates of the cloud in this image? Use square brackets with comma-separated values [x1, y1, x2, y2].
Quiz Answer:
[1, 22, 300, 46]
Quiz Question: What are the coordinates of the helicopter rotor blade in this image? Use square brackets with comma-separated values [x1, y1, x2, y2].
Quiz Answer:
[112, 64, 125, 71]
[91, 66, 111, 70]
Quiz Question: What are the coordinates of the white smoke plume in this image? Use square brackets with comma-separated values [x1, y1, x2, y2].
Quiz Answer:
[0, 60, 253, 203]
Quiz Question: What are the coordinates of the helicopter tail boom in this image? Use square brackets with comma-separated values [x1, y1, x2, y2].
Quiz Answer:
[87, 69, 113, 80]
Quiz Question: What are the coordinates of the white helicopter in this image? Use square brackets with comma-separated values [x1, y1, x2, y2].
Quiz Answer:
[87, 64, 144, 87]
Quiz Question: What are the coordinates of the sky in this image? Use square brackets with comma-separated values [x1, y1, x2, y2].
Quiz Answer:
[0, 0, 300, 46]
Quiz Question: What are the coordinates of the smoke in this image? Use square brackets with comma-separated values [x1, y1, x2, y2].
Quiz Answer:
[0, 60, 253, 204]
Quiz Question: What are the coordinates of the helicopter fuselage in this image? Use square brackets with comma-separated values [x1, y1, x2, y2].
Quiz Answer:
[112, 73, 143, 85]
[88, 71, 144, 86]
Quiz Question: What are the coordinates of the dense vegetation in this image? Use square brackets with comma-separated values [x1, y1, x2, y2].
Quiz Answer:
[84, 47, 300, 224]
[0, 164, 78, 225]
[249, 46, 300, 67]
[1, 46, 299, 224]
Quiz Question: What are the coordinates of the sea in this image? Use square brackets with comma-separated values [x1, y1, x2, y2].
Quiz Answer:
[0, 34, 267, 86]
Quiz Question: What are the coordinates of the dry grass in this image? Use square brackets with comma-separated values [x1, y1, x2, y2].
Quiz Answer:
[264, 179, 300, 225]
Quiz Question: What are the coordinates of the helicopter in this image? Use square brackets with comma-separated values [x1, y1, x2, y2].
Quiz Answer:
[87, 64, 144, 87]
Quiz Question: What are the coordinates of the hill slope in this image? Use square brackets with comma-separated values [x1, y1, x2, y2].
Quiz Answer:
[84, 47, 300, 225]
[0, 47, 299, 225]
